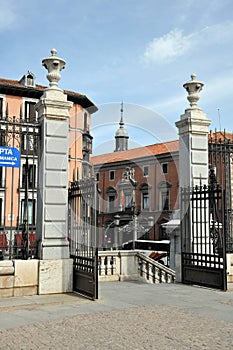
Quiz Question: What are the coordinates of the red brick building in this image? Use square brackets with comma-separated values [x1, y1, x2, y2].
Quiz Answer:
[91, 114, 179, 248]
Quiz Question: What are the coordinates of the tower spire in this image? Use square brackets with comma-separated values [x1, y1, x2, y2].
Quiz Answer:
[114, 101, 129, 152]
[120, 101, 124, 125]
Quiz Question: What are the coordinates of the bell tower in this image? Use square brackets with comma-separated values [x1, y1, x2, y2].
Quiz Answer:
[115, 102, 129, 152]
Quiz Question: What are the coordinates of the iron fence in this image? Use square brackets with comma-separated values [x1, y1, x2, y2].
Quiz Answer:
[0, 109, 39, 259]
[209, 130, 233, 252]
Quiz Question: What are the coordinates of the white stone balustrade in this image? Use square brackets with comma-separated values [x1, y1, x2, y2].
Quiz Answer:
[98, 250, 175, 284]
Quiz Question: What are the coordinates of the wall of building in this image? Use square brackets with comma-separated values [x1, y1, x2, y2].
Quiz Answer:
[0, 75, 96, 249]
[92, 143, 179, 247]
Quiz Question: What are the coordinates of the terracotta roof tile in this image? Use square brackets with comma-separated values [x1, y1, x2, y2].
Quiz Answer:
[0, 77, 83, 96]
[0, 77, 97, 111]
[91, 140, 179, 165]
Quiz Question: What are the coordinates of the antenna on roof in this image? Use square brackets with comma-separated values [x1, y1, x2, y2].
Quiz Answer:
[218, 108, 222, 131]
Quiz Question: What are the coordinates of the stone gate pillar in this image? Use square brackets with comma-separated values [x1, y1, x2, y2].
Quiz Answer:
[35, 49, 73, 294]
[175, 74, 211, 281]
[176, 74, 211, 187]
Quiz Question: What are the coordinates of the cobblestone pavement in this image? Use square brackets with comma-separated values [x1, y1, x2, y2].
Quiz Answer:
[1, 282, 233, 349]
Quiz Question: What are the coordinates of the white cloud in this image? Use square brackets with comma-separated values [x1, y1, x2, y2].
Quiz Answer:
[0, 2, 18, 32]
[143, 21, 233, 65]
[143, 29, 193, 64]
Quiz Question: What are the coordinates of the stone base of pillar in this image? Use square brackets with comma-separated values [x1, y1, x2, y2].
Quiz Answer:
[38, 240, 70, 260]
[38, 259, 73, 294]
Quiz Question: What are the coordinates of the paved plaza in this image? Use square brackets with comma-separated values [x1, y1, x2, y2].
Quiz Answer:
[0, 281, 233, 349]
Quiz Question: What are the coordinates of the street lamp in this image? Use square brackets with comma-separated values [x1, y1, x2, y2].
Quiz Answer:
[116, 214, 154, 250]
[104, 214, 121, 250]
[148, 216, 154, 228]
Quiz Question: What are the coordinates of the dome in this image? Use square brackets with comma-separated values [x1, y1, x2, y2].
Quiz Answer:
[115, 126, 129, 137]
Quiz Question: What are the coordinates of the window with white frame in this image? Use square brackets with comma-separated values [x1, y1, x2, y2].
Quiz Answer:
[106, 187, 116, 212]
[0, 95, 6, 120]
[142, 192, 150, 210]
[161, 163, 168, 174]
[0, 167, 3, 188]
[22, 164, 36, 189]
[20, 199, 36, 225]
[158, 181, 171, 211]
[160, 189, 169, 210]
[143, 165, 149, 177]
[140, 183, 150, 210]
[21, 133, 36, 155]
[25, 101, 36, 122]
[109, 170, 115, 181]
[125, 193, 132, 208]
[0, 198, 2, 227]
[0, 98, 3, 119]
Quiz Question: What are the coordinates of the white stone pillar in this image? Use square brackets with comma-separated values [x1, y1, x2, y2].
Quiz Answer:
[35, 49, 73, 260]
[176, 74, 211, 187]
[175, 74, 211, 282]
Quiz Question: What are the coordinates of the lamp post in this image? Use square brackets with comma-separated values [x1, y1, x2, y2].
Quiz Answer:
[104, 214, 120, 250]
[22, 154, 29, 260]
[116, 214, 154, 250]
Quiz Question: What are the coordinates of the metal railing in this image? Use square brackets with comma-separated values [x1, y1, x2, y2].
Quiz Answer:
[0, 231, 37, 260]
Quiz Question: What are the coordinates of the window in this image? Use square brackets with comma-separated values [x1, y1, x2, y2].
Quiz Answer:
[142, 192, 150, 210]
[26, 74, 34, 86]
[96, 173, 99, 181]
[0, 198, 2, 227]
[143, 166, 149, 177]
[140, 183, 150, 210]
[25, 101, 36, 122]
[106, 187, 116, 212]
[20, 72, 35, 87]
[21, 133, 37, 155]
[22, 164, 36, 189]
[109, 170, 115, 181]
[160, 189, 169, 211]
[125, 194, 132, 208]
[0, 130, 6, 146]
[82, 133, 92, 156]
[162, 163, 168, 174]
[82, 164, 92, 178]
[84, 112, 88, 131]
[0, 168, 3, 187]
[20, 199, 36, 226]
[0, 98, 3, 119]
[159, 219, 169, 240]
[108, 195, 115, 212]
[158, 181, 171, 211]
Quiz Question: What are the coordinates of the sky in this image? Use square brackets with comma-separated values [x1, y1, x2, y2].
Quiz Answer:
[1, 0, 233, 154]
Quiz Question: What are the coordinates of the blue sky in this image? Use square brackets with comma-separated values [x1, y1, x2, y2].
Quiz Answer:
[1, 0, 233, 154]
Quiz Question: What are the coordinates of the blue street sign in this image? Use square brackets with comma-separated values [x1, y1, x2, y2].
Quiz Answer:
[0, 146, 20, 168]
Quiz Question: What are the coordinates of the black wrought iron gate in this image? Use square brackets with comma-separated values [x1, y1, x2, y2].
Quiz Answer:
[181, 182, 227, 290]
[68, 178, 98, 299]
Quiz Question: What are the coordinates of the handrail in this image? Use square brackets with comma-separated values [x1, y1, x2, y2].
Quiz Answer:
[137, 252, 176, 283]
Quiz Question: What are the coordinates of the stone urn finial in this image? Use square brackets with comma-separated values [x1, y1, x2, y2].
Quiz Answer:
[183, 73, 204, 108]
[42, 49, 66, 88]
